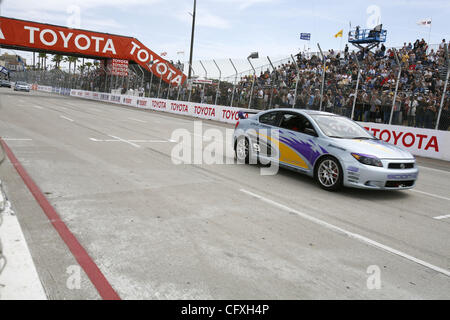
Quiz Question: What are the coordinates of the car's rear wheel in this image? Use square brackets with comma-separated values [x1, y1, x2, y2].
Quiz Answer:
[315, 156, 343, 191]
[235, 136, 250, 164]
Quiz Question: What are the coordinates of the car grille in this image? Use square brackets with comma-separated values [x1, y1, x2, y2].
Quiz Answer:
[388, 163, 414, 169]
[385, 180, 415, 188]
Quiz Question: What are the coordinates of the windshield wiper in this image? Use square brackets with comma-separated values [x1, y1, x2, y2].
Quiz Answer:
[351, 137, 376, 140]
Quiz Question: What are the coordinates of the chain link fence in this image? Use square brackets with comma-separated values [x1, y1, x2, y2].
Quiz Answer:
[8, 41, 449, 131]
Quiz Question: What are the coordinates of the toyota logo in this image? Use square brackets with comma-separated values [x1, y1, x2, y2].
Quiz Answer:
[400, 164, 405, 169]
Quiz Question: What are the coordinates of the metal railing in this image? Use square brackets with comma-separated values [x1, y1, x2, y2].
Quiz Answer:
[9, 41, 449, 131]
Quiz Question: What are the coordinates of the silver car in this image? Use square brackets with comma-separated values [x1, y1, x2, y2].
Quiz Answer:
[233, 109, 418, 191]
[14, 81, 30, 92]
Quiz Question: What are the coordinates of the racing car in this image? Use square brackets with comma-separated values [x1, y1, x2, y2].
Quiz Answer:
[14, 81, 30, 92]
[233, 109, 418, 191]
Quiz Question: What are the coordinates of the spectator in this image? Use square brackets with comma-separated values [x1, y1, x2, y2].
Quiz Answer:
[416, 95, 426, 127]
[424, 97, 437, 128]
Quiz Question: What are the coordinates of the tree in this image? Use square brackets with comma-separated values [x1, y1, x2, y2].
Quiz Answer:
[38, 52, 48, 70]
[78, 64, 86, 75]
[63, 56, 79, 74]
[72, 57, 79, 74]
[63, 56, 72, 74]
[85, 62, 93, 73]
[52, 54, 63, 69]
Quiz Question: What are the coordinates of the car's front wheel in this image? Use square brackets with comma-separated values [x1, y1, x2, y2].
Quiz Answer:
[235, 136, 250, 164]
[315, 156, 343, 191]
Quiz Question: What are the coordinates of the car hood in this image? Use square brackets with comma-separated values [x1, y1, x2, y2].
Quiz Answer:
[330, 138, 414, 159]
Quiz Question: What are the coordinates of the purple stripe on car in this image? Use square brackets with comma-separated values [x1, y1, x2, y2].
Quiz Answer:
[279, 132, 327, 165]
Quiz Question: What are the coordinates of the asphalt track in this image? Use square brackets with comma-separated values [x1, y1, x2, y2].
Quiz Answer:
[0, 88, 449, 299]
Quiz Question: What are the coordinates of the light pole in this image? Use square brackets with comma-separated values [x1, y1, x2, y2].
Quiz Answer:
[188, 0, 196, 80]
[199, 60, 207, 103]
[317, 43, 326, 111]
[229, 58, 238, 107]
[186, 62, 196, 102]
[247, 52, 258, 109]
[147, 60, 155, 97]
[213, 59, 221, 105]
[291, 54, 300, 108]
[157, 72, 163, 98]
[389, 49, 401, 125]
[436, 44, 449, 130]
[351, 53, 362, 120]
[267, 56, 276, 109]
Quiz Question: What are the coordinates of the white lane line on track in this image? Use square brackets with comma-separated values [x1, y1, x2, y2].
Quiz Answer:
[107, 135, 141, 148]
[128, 117, 147, 123]
[410, 189, 450, 201]
[32, 105, 43, 109]
[90, 138, 173, 143]
[240, 188, 450, 278]
[433, 214, 450, 220]
[2, 138, 33, 141]
[60, 115, 74, 122]
[418, 166, 450, 175]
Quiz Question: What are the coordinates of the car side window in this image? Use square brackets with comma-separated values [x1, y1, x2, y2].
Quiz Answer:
[259, 111, 280, 126]
[279, 113, 317, 135]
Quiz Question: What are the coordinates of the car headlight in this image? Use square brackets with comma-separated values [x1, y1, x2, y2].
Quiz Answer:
[351, 153, 383, 167]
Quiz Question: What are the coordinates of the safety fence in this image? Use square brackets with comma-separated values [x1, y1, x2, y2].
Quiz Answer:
[10, 41, 449, 132]
[32, 85, 450, 161]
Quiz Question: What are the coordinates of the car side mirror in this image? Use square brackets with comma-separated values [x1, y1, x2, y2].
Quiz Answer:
[304, 128, 318, 136]
[238, 111, 247, 120]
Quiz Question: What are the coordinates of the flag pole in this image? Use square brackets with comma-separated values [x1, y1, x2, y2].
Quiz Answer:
[428, 17, 432, 47]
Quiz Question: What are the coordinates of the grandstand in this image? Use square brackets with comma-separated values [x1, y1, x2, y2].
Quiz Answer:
[12, 38, 449, 131]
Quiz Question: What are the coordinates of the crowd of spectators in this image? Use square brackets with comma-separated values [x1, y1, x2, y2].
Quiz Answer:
[194, 38, 448, 130]
[20, 38, 449, 131]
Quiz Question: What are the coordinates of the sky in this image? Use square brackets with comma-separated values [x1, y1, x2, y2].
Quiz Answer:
[1, 0, 449, 78]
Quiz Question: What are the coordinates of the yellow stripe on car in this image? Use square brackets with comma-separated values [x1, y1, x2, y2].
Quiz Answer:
[257, 133, 309, 169]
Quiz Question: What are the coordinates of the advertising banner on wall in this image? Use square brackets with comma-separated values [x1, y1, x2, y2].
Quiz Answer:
[105, 59, 129, 76]
[60, 88, 450, 161]
[359, 122, 449, 161]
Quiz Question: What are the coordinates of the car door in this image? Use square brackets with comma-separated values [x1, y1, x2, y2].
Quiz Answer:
[277, 112, 321, 171]
[249, 110, 282, 159]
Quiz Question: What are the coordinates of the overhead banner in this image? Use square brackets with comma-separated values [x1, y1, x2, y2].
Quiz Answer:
[0, 17, 186, 85]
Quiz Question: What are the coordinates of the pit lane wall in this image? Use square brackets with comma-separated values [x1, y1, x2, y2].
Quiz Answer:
[34, 86, 450, 161]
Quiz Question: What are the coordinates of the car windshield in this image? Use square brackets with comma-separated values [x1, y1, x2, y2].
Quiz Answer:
[311, 115, 375, 139]
[17, 82, 28, 85]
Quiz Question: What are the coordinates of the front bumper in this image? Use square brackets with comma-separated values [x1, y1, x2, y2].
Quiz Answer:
[343, 160, 418, 190]
[15, 87, 30, 91]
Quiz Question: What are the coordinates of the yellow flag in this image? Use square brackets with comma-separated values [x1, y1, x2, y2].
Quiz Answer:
[334, 29, 343, 38]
